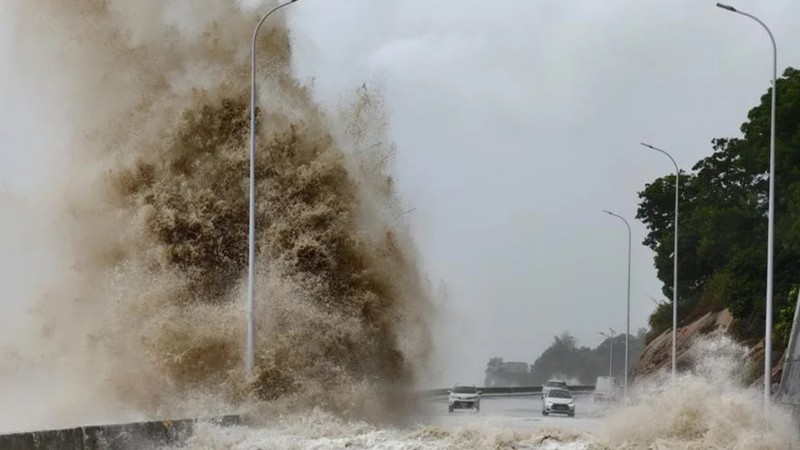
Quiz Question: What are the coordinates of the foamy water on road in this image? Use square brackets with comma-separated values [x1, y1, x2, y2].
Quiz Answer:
[169, 397, 599, 450]
[169, 338, 800, 450]
[169, 391, 800, 450]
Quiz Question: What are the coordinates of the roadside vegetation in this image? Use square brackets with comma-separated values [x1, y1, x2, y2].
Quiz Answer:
[637, 67, 800, 348]
[485, 330, 647, 386]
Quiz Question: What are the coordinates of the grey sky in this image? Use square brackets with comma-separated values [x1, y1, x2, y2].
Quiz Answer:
[2, 0, 800, 388]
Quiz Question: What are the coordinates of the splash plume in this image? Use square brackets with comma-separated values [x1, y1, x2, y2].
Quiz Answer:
[1, 0, 432, 429]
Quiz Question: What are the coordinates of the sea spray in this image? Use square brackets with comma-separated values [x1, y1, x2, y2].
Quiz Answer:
[0, 0, 433, 429]
[599, 334, 799, 449]
[163, 335, 799, 449]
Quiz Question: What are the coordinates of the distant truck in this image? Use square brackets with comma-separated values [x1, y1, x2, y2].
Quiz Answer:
[594, 376, 618, 401]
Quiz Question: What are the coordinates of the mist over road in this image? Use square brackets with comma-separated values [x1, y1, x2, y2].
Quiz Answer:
[167, 395, 613, 450]
[415, 394, 606, 431]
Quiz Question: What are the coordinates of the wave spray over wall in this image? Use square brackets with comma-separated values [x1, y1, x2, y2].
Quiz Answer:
[1, 0, 432, 430]
[172, 336, 800, 449]
[598, 335, 799, 449]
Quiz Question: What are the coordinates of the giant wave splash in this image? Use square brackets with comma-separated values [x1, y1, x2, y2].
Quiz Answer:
[0, 0, 432, 430]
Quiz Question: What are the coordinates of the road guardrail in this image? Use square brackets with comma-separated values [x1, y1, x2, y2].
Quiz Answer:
[419, 385, 596, 398]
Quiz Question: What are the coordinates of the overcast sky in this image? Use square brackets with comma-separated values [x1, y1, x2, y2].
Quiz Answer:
[2, 0, 800, 388]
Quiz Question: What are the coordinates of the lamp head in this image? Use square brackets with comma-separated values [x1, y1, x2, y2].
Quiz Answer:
[716, 3, 737, 12]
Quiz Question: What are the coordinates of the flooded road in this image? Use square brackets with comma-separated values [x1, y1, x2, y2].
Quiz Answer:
[166, 395, 611, 450]
[414, 394, 605, 431]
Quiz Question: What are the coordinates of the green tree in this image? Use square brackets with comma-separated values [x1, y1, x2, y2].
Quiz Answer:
[528, 331, 647, 385]
[637, 67, 800, 344]
[776, 287, 798, 349]
[484, 357, 504, 386]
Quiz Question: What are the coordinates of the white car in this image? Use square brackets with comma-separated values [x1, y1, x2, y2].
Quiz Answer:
[448, 385, 481, 412]
[542, 388, 575, 417]
[541, 379, 569, 398]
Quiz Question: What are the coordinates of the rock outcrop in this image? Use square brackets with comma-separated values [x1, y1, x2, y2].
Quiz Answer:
[634, 308, 789, 389]
[634, 310, 734, 378]
[747, 340, 784, 387]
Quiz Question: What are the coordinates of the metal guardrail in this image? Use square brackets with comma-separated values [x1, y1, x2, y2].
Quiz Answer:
[419, 385, 596, 397]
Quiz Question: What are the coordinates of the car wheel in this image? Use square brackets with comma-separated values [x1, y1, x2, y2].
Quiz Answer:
[568, 412, 575, 417]
[448, 406, 453, 413]
[542, 410, 548, 416]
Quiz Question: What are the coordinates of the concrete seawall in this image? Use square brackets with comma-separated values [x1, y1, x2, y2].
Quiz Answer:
[1, 387, 597, 448]
[0, 415, 239, 450]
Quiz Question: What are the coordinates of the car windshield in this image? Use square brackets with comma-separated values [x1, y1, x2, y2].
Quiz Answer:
[548, 389, 572, 399]
[452, 386, 477, 394]
[545, 381, 566, 387]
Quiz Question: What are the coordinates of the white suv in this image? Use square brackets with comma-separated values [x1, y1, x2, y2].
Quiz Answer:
[542, 388, 575, 417]
[448, 385, 481, 412]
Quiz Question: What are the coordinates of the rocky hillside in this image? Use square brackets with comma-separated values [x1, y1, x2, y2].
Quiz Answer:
[633, 309, 789, 389]
[635, 310, 733, 377]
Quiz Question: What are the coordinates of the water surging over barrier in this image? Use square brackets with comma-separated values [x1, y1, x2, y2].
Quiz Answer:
[172, 336, 800, 449]
[1, 0, 432, 428]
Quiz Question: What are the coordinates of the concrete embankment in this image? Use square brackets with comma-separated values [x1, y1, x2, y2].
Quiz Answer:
[0, 415, 239, 450]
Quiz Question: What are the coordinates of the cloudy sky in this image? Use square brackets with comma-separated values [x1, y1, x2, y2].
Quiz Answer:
[2, 0, 799, 388]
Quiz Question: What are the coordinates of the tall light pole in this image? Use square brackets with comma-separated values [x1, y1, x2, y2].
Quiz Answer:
[641, 142, 679, 384]
[599, 328, 616, 378]
[247, 0, 301, 379]
[716, 2, 777, 410]
[603, 210, 632, 397]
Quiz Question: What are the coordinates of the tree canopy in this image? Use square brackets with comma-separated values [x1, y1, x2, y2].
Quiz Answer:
[485, 330, 646, 386]
[637, 67, 800, 345]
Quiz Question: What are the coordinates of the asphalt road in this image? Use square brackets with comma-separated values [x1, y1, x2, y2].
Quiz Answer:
[413, 393, 609, 432]
[154, 395, 609, 449]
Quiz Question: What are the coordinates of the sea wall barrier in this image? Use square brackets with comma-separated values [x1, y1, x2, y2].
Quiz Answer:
[0, 386, 595, 448]
[0, 415, 239, 450]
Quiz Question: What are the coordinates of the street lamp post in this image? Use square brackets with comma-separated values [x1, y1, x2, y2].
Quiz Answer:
[599, 328, 616, 378]
[641, 142, 679, 383]
[247, 0, 301, 379]
[603, 210, 632, 397]
[716, 2, 777, 410]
